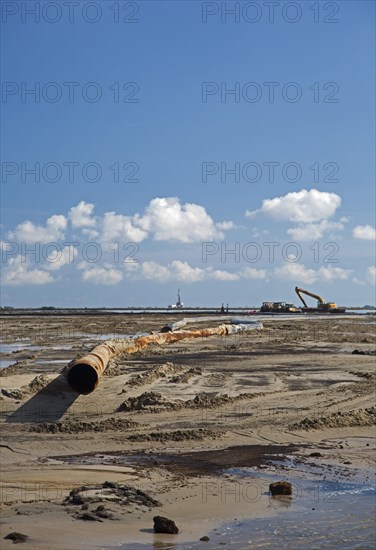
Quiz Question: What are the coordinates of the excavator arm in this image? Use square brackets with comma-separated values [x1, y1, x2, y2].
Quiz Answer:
[294, 287, 343, 312]
[295, 287, 308, 308]
[295, 286, 325, 307]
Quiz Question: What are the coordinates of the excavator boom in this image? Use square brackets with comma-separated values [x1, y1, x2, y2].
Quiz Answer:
[294, 286, 340, 310]
[295, 286, 325, 306]
[295, 287, 308, 308]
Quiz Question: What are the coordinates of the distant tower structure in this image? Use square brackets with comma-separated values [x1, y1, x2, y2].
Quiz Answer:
[176, 289, 183, 308]
[168, 289, 184, 309]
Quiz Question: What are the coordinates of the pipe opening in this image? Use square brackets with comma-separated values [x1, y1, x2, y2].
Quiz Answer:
[67, 363, 99, 395]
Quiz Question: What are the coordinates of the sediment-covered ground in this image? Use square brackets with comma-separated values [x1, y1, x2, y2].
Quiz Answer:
[0, 313, 375, 549]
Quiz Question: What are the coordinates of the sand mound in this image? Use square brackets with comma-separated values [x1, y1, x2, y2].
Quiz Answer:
[118, 390, 262, 413]
[103, 362, 123, 377]
[1, 374, 52, 400]
[30, 418, 138, 434]
[185, 392, 241, 409]
[203, 372, 229, 387]
[27, 374, 50, 393]
[0, 361, 28, 377]
[125, 362, 183, 387]
[118, 391, 169, 411]
[127, 428, 222, 442]
[168, 367, 202, 383]
[291, 407, 376, 430]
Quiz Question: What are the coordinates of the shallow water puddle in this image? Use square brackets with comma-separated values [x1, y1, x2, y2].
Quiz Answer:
[35, 359, 70, 365]
[100, 458, 375, 550]
[0, 342, 41, 353]
[103, 478, 375, 550]
[75, 332, 130, 339]
[0, 360, 16, 369]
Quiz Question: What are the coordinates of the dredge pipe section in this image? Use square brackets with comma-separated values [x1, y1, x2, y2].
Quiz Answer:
[67, 322, 262, 395]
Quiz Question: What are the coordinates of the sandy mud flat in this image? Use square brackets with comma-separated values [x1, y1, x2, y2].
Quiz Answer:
[0, 313, 375, 549]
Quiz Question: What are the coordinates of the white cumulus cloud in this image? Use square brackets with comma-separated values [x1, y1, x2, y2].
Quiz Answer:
[352, 277, 366, 286]
[240, 267, 268, 280]
[69, 201, 96, 228]
[136, 260, 240, 284]
[101, 212, 148, 243]
[353, 225, 376, 240]
[8, 215, 67, 244]
[274, 263, 351, 285]
[140, 261, 172, 282]
[44, 245, 78, 271]
[2, 256, 55, 286]
[287, 220, 345, 241]
[216, 221, 235, 231]
[246, 189, 341, 223]
[137, 197, 228, 242]
[318, 266, 352, 281]
[210, 269, 240, 281]
[81, 265, 123, 285]
[169, 260, 206, 282]
[274, 263, 317, 284]
[0, 241, 15, 252]
[5, 198, 234, 259]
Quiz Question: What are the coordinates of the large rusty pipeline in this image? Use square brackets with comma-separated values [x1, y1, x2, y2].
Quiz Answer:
[66, 321, 262, 394]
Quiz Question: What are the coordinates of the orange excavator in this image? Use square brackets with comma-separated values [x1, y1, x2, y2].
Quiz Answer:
[295, 287, 346, 313]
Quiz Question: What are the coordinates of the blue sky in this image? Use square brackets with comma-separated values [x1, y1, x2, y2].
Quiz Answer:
[1, 0, 375, 307]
